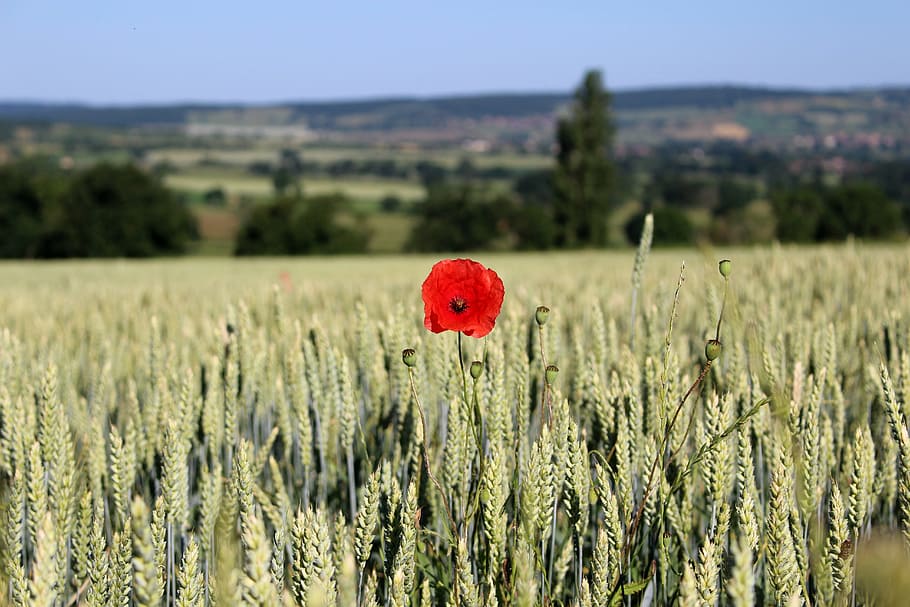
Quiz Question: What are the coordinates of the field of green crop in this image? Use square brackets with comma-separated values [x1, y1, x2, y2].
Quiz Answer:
[1, 244, 909, 606]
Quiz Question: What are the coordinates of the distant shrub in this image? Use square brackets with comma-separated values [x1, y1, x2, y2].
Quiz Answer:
[0, 160, 197, 258]
[818, 182, 902, 240]
[40, 163, 198, 257]
[771, 186, 824, 242]
[406, 183, 513, 252]
[772, 182, 902, 242]
[513, 169, 555, 207]
[204, 187, 227, 206]
[0, 165, 45, 257]
[379, 195, 403, 213]
[625, 206, 694, 245]
[234, 194, 370, 255]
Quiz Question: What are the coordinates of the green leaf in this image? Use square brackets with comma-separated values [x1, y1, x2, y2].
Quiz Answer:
[609, 560, 656, 606]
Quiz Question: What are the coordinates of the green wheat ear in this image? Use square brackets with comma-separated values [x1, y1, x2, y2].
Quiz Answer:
[0, 244, 905, 605]
[176, 535, 204, 607]
[131, 497, 163, 607]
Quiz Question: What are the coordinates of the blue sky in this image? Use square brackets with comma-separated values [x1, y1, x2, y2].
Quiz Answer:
[1, 1, 908, 103]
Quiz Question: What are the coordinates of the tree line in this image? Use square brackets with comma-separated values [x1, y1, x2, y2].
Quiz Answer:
[0, 157, 196, 258]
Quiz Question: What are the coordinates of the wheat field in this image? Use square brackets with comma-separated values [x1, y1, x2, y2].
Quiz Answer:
[1, 242, 909, 606]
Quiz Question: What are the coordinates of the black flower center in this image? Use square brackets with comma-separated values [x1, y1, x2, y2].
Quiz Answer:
[449, 296, 469, 314]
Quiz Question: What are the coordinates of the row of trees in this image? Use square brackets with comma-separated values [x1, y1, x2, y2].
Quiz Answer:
[0, 156, 905, 258]
[0, 160, 196, 258]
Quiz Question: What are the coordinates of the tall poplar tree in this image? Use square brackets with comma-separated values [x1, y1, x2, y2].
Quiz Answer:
[553, 69, 616, 247]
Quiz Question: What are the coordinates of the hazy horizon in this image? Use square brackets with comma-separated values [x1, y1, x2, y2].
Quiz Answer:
[4, 81, 910, 108]
[2, 0, 908, 104]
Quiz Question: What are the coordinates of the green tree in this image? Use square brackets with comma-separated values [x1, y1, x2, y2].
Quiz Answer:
[624, 206, 694, 246]
[204, 187, 227, 206]
[772, 187, 824, 242]
[552, 69, 616, 247]
[271, 149, 304, 197]
[772, 182, 902, 242]
[406, 183, 512, 252]
[511, 170, 557, 249]
[0, 165, 46, 257]
[415, 161, 448, 189]
[818, 183, 902, 240]
[717, 178, 758, 212]
[40, 163, 197, 257]
[235, 194, 369, 255]
[513, 169, 555, 207]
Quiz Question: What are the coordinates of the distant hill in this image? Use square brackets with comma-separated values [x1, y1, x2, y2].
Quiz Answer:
[3, 85, 910, 145]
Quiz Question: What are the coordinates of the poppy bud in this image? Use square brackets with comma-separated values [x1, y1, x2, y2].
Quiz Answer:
[545, 364, 559, 385]
[470, 360, 483, 379]
[535, 306, 550, 326]
[718, 259, 732, 278]
[402, 348, 417, 368]
[705, 339, 722, 361]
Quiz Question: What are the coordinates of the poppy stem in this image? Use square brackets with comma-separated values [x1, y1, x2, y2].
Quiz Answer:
[457, 331, 469, 406]
[406, 366, 459, 544]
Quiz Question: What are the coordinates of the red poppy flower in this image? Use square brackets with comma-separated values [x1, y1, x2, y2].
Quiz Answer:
[422, 258, 505, 338]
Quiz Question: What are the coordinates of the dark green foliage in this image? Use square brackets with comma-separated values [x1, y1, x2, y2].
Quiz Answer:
[647, 171, 709, 208]
[0, 160, 197, 258]
[552, 70, 616, 247]
[43, 163, 197, 257]
[271, 148, 304, 197]
[406, 184, 513, 252]
[0, 165, 45, 257]
[818, 183, 902, 240]
[513, 170, 555, 207]
[717, 178, 758, 212]
[234, 194, 369, 255]
[455, 157, 477, 180]
[415, 162, 448, 189]
[773, 182, 902, 242]
[408, 168, 559, 251]
[509, 203, 557, 250]
[204, 187, 227, 206]
[625, 207, 694, 246]
[772, 187, 825, 242]
[861, 160, 910, 205]
[510, 170, 558, 249]
[379, 195, 403, 212]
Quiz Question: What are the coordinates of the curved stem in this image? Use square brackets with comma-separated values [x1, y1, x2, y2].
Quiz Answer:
[406, 367, 458, 542]
[609, 359, 713, 604]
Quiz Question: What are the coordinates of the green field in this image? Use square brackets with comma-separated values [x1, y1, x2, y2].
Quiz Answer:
[147, 145, 552, 171]
[2, 246, 909, 606]
[166, 171, 425, 202]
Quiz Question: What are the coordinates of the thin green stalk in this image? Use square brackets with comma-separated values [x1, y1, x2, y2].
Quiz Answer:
[457, 331, 469, 406]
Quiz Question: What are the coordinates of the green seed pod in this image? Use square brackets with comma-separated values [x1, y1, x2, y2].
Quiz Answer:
[719, 259, 732, 278]
[402, 348, 417, 368]
[545, 364, 559, 385]
[535, 306, 550, 326]
[470, 360, 483, 380]
[705, 339, 722, 361]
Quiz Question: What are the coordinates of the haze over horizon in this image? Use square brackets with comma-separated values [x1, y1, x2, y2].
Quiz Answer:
[2, 0, 908, 104]
[5, 82, 910, 108]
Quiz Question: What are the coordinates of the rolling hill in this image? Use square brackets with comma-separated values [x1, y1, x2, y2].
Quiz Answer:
[3, 85, 910, 146]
